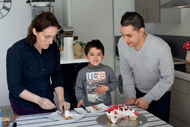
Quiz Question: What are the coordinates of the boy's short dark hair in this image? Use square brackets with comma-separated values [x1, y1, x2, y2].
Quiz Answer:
[84, 39, 104, 56]
[120, 12, 145, 31]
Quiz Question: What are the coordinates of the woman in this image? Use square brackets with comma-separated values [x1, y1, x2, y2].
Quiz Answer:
[6, 12, 70, 115]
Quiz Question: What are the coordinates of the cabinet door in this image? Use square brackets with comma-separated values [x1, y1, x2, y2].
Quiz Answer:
[135, 0, 146, 20]
[146, 0, 160, 23]
[135, 0, 160, 23]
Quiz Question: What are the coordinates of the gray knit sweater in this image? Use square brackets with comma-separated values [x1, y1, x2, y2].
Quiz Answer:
[75, 63, 118, 106]
[118, 33, 174, 103]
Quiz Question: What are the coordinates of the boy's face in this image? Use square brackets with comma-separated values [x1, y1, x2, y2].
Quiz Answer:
[85, 47, 105, 66]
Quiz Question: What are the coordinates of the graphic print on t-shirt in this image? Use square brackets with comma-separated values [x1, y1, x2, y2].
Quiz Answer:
[86, 71, 106, 103]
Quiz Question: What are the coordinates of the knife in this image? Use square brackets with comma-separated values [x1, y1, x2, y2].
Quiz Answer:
[81, 105, 91, 113]
[55, 107, 64, 117]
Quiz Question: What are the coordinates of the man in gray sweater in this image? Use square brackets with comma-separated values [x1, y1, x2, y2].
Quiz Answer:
[118, 12, 174, 123]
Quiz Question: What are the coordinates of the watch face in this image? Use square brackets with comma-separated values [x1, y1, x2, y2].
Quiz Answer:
[0, 0, 12, 19]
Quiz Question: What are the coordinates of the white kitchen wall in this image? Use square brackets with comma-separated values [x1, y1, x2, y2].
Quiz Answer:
[145, 8, 190, 36]
[0, 1, 31, 107]
[114, 0, 135, 36]
[54, 0, 72, 27]
[0, 0, 65, 107]
[71, 0, 115, 69]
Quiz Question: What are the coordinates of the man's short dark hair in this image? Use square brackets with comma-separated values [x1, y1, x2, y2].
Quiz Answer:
[120, 12, 145, 31]
[84, 39, 104, 56]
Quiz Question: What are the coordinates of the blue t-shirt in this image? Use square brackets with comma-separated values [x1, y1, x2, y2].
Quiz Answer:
[6, 38, 64, 108]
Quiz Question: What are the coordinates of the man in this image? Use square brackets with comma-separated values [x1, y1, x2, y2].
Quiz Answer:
[118, 12, 174, 123]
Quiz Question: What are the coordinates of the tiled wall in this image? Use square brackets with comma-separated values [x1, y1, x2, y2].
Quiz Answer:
[156, 35, 190, 60]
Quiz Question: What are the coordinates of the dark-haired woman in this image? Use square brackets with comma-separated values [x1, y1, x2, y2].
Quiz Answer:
[6, 12, 70, 115]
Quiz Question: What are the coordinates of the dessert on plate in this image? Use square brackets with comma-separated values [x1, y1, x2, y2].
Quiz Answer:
[63, 110, 73, 120]
[106, 104, 138, 124]
[91, 105, 102, 112]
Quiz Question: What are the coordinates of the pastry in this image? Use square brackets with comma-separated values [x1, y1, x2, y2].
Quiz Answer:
[63, 110, 73, 120]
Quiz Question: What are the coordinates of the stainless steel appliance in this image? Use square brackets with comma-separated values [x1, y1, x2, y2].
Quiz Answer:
[28, 1, 55, 20]
[161, 0, 190, 8]
[115, 56, 127, 104]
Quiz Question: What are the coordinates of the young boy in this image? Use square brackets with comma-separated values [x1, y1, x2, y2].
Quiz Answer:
[75, 40, 118, 107]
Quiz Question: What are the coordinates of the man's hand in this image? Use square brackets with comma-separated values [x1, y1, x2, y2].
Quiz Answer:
[135, 97, 149, 109]
[77, 100, 84, 108]
[125, 98, 136, 106]
[94, 84, 109, 95]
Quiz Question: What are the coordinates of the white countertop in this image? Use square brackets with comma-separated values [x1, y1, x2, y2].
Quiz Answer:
[173, 58, 190, 81]
[60, 57, 89, 64]
[175, 70, 190, 81]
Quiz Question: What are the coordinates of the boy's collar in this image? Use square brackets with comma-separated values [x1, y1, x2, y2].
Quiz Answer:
[88, 63, 102, 68]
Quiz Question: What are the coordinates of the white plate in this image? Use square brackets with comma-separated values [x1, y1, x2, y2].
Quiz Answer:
[74, 103, 108, 115]
[45, 111, 84, 123]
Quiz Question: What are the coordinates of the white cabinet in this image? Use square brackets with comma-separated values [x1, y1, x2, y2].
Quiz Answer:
[169, 77, 190, 127]
[135, 0, 181, 23]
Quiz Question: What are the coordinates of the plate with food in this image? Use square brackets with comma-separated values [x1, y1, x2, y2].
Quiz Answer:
[45, 110, 84, 123]
[74, 103, 108, 114]
[96, 104, 147, 127]
[2, 115, 18, 127]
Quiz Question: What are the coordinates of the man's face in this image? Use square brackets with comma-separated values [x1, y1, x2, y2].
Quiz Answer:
[120, 25, 142, 48]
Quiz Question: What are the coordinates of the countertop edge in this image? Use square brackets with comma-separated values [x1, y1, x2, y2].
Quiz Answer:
[60, 57, 89, 64]
[175, 70, 190, 81]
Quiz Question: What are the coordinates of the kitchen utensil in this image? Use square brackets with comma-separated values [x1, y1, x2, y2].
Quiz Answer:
[57, 110, 63, 117]
[55, 107, 64, 117]
[80, 105, 91, 113]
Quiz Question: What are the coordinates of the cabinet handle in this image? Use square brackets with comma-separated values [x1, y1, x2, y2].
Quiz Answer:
[143, 9, 145, 21]
[146, 8, 148, 21]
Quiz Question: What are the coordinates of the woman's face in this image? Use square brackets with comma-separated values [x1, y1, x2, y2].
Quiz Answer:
[33, 26, 58, 51]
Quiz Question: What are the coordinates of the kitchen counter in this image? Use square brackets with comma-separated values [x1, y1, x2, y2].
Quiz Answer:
[60, 57, 88, 64]
[175, 70, 190, 81]
[173, 58, 190, 81]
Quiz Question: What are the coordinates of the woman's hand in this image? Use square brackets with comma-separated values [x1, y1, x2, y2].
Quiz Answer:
[77, 100, 84, 108]
[94, 84, 109, 94]
[38, 97, 56, 110]
[19, 90, 56, 110]
[58, 99, 70, 113]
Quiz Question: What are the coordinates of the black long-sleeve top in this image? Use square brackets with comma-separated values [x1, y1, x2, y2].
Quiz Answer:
[6, 38, 64, 108]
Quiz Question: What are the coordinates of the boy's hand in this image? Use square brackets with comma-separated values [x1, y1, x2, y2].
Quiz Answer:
[94, 84, 109, 95]
[77, 100, 84, 108]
